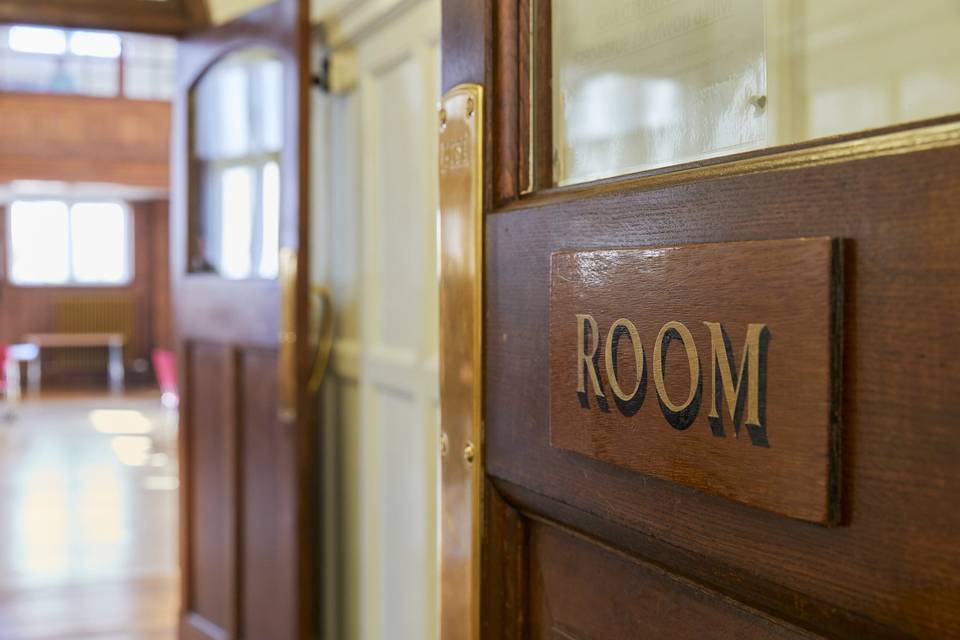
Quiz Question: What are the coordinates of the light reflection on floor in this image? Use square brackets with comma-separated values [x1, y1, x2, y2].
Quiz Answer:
[0, 391, 178, 639]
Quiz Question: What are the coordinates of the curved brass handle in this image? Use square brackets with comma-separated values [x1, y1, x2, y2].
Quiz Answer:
[307, 284, 334, 394]
[278, 248, 298, 423]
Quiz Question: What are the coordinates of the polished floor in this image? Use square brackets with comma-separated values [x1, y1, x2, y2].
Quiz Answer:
[0, 391, 178, 640]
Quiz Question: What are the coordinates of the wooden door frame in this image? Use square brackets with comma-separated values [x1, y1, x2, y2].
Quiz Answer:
[439, 1, 960, 638]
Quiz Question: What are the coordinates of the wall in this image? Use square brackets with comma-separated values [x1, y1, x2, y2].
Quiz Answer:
[0, 93, 170, 188]
[0, 200, 172, 385]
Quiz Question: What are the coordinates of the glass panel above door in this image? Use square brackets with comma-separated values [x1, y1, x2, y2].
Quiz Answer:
[552, 0, 960, 185]
[189, 47, 283, 279]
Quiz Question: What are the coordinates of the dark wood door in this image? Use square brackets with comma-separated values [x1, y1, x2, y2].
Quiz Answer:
[171, 2, 315, 638]
[439, 2, 960, 639]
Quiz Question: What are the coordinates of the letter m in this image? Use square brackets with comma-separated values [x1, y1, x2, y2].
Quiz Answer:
[703, 322, 770, 447]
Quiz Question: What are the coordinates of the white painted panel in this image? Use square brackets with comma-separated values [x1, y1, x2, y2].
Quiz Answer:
[375, 390, 432, 640]
[370, 55, 427, 353]
[422, 39, 441, 365]
[330, 93, 363, 342]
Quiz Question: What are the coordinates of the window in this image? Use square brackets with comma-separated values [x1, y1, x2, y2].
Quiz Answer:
[551, 0, 960, 185]
[7, 200, 132, 286]
[190, 48, 283, 280]
[0, 25, 175, 99]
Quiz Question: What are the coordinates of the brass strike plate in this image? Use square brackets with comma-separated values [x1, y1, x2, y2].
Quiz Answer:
[438, 83, 483, 640]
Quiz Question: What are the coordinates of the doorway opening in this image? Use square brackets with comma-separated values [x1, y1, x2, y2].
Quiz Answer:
[0, 24, 180, 639]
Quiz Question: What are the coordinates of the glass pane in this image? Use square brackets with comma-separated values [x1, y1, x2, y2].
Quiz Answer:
[69, 32, 122, 59]
[259, 161, 281, 279]
[552, 0, 960, 185]
[122, 33, 177, 100]
[9, 26, 66, 55]
[189, 47, 284, 280]
[9, 201, 70, 285]
[194, 63, 250, 159]
[70, 202, 130, 284]
[219, 166, 255, 280]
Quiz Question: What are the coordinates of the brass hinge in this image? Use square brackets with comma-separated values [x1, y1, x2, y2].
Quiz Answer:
[313, 47, 358, 94]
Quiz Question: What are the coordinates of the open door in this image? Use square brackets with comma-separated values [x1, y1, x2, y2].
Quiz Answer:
[439, 1, 960, 639]
[171, 1, 315, 638]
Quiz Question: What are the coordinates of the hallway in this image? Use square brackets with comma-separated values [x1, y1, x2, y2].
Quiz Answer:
[0, 393, 178, 639]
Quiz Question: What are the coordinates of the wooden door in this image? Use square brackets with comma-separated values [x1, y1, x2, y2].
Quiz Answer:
[438, 1, 960, 638]
[171, 2, 315, 638]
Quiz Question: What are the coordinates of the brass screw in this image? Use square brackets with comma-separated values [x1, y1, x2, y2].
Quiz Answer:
[463, 441, 476, 465]
[440, 432, 449, 456]
[438, 106, 447, 129]
[466, 97, 475, 118]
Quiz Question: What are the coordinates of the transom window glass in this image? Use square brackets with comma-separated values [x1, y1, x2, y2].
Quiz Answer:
[552, 0, 960, 185]
[0, 25, 176, 99]
[189, 47, 283, 280]
[7, 200, 132, 286]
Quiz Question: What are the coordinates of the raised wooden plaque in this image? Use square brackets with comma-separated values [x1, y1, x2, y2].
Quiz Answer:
[549, 237, 842, 524]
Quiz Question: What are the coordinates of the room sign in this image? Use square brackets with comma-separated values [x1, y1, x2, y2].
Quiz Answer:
[548, 238, 842, 524]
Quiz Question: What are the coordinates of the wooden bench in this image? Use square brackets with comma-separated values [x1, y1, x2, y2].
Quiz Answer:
[23, 333, 125, 394]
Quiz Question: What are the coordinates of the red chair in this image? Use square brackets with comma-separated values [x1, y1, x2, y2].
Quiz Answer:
[152, 348, 179, 409]
[0, 344, 8, 397]
[0, 345, 12, 421]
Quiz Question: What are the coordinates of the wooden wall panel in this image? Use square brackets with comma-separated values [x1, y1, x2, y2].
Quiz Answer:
[0, 93, 170, 189]
[149, 200, 175, 351]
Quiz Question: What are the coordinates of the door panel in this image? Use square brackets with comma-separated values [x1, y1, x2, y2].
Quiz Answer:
[239, 347, 295, 639]
[439, 1, 960, 638]
[173, 2, 313, 639]
[483, 141, 960, 638]
[529, 523, 810, 639]
[185, 342, 235, 635]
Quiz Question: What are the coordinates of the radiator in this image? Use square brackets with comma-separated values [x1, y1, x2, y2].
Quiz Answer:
[50, 294, 137, 375]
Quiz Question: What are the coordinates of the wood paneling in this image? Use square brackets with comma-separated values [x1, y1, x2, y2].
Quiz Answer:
[184, 342, 236, 637]
[0, 0, 209, 35]
[0, 200, 172, 386]
[529, 522, 811, 639]
[442, 1, 960, 637]
[240, 347, 295, 639]
[150, 200, 175, 351]
[484, 142, 960, 637]
[0, 93, 170, 189]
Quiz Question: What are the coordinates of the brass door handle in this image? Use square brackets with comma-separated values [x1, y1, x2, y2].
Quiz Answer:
[278, 248, 298, 422]
[307, 284, 334, 394]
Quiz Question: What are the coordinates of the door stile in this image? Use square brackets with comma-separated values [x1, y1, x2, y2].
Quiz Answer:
[287, 3, 316, 636]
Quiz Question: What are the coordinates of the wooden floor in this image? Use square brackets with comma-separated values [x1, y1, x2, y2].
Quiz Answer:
[0, 391, 179, 640]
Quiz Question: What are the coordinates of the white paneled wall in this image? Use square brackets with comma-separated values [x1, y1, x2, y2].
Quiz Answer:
[311, 1, 440, 638]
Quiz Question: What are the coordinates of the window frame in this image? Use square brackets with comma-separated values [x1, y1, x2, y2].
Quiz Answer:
[4, 198, 135, 288]
[186, 46, 285, 281]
